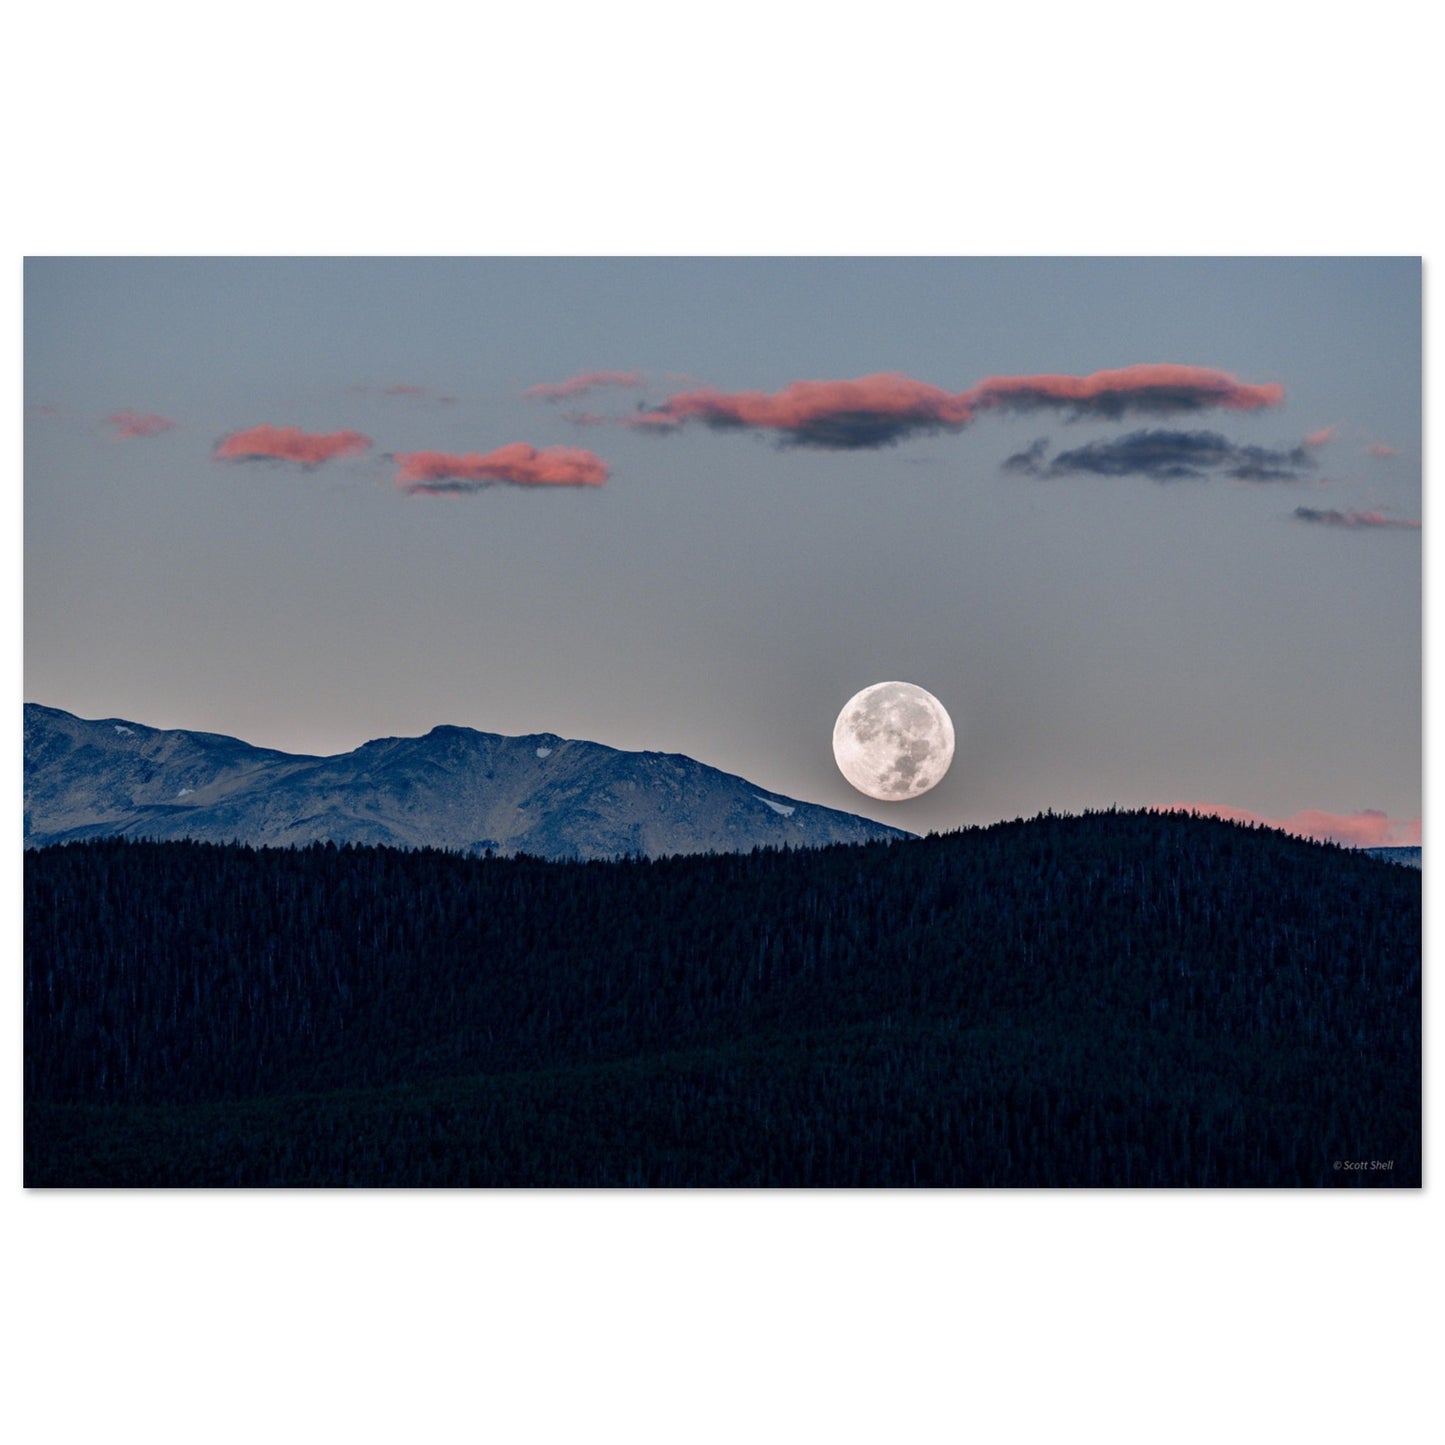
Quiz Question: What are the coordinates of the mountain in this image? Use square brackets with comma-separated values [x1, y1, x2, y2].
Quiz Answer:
[22, 703, 907, 859]
[1362, 846, 1421, 869]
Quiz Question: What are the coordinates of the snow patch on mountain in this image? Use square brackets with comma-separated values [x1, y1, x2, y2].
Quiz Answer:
[755, 795, 796, 817]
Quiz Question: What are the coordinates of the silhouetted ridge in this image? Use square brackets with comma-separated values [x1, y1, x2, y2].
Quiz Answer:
[25, 809, 1419, 1186]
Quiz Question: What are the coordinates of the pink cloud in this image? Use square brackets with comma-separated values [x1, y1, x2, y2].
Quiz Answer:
[629, 373, 976, 447]
[965, 363, 1284, 418]
[107, 410, 177, 440]
[1293, 507, 1420, 530]
[626, 363, 1284, 448]
[1159, 803, 1420, 848]
[525, 371, 644, 402]
[1303, 424, 1337, 448]
[214, 425, 373, 468]
[394, 443, 609, 493]
[1367, 442, 1400, 459]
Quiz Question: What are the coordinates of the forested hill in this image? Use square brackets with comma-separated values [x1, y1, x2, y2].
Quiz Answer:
[25, 810, 1420, 1187]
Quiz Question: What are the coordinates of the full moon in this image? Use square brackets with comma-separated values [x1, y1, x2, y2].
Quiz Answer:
[832, 681, 955, 801]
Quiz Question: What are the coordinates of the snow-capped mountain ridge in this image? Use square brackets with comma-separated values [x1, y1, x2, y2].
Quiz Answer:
[23, 704, 907, 859]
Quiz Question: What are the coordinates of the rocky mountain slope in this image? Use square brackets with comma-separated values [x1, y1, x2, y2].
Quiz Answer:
[23, 704, 907, 860]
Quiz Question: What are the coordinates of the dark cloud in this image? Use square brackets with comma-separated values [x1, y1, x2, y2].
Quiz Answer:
[1001, 438, 1050, 474]
[778, 410, 955, 449]
[1006, 429, 1316, 484]
[626, 374, 973, 449]
[1224, 441, 1315, 482]
[1293, 507, 1420, 531]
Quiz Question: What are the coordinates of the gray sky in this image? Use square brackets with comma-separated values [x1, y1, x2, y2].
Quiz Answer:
[24, 257, 1420, 842]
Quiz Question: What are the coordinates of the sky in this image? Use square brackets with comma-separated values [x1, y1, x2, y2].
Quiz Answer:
[24, 257, 1421, 844]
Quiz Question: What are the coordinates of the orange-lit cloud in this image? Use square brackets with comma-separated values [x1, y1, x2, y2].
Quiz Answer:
[1293, 507, 1420, 531]
[215, 425, 373, 468]
[1367, 442, 1400, 459]
[107, 410, 177, 440]
[1303, 424, 1337, 448]
[966, 363, 1284, 418]
[394, 443, 609, 493]
[628, 373, 973, 447]
[626, 364, 1284, 448]
[525, 371, 644, 402]
[1159, 803, 1419, 848]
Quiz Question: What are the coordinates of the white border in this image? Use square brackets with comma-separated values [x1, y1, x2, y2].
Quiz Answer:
[7, 4, 1438, 1441]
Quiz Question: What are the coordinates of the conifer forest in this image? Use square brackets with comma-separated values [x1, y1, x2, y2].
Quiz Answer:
[24, 811, 1420, 1187]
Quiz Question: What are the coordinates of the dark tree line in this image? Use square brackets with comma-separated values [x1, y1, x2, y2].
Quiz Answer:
[25, 810, 1420, 1186]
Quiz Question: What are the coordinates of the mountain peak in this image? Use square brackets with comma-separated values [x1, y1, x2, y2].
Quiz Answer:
[24, 704, 908, 859]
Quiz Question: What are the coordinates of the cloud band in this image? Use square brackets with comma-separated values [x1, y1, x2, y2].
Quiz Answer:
[394, 443, 609, 492]
[215, 425, 373, 467]
[525, 371, 643, 402]
[1004, 429, 1316, 483]
[107, 410, 177, 440]
[1293, 507, 1420, 530]
[624, 364, 1283, 449]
